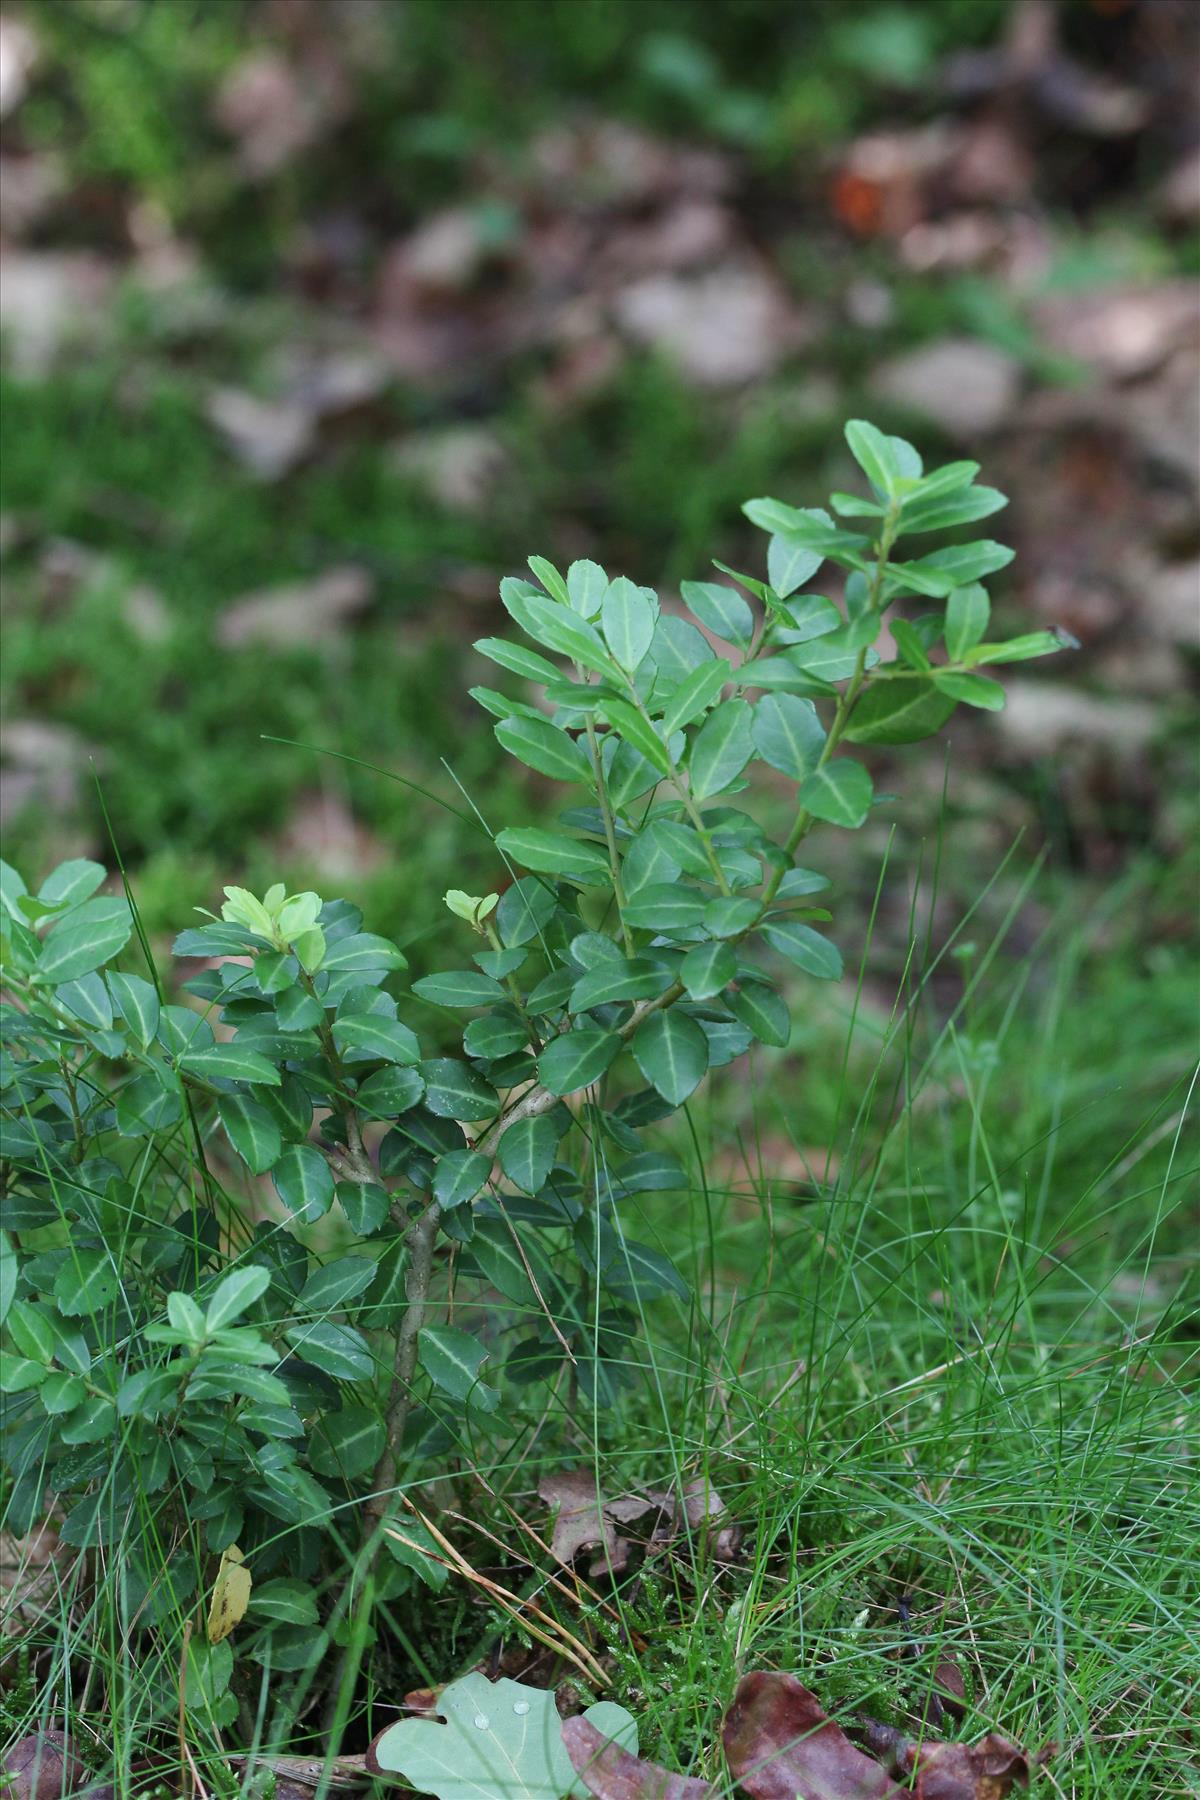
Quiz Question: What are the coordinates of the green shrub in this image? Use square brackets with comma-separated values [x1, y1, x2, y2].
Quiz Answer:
[0, 422, 1072, 1732]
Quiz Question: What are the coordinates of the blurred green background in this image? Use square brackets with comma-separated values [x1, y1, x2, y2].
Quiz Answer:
[1, 0, 1196, 976]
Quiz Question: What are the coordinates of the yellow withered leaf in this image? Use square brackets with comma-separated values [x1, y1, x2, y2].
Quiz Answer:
[206, 1542, 252, 1644]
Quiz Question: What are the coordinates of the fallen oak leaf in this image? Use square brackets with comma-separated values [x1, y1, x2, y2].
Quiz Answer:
[722, 1671, 903, 1798]
[562, 1717, 714, 1799]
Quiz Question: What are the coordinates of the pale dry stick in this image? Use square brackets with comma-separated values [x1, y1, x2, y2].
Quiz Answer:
[385, 1509, 608, 1688]
[442, 1507, 628, 1632]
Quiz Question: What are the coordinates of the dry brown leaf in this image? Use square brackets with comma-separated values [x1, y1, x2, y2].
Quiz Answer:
[562, 1717, 714, 1799]
[538, 1470, 627, 1573]
[216, 564, 373, 649]
[870, 340, 1022, 439]
[724, 1671, 1032, 1800]
[0, 1513, 71, 1637]
[0, 1732, 88, 1800]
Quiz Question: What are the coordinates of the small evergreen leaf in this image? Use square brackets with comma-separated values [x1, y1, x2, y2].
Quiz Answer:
[37, 898, 133, 983]
[844, 680, 956, 745]
[932, 671, 1006, 710]
[497, 1115, 560, 1195]
[271, 1145, 335, 1222]
[321, 933, 407, 973]
[633, 1010, 709, 1106]
[473, 636, 561, 685]
[688, 699, 755, 799]
[760, 918, 844, 980]
[218, 1094, 282, 1174]
[332, 1015, 422, 1064]
[285, 1321, 372, 1381]
[890, 541, 1014, 598]
[752, 693, 826, 779]
[205, 1265, 271, 1331]
[308, 1407, 385, 1480]
[495, 716, 590, 783]
[434, 1148, 491, 1209]
[566, 558, 608, 618]
[571, 959, 674, 1011]
[621, 885, 708, 932]
[108, 972, 161, 1048]
[421, 1059, 499, 1122]
[496, 829, 611, 881]
[680, 580, 754, 646]
[412, 970, 506, 1009]
[538, 1027, 621, 1096]
[601, 576, 658, 671]
[680, 940, 736, 1000]
[728, 981, 790, 1047]
[944, 583, 991, 661]
[660, 658, 731, 735]
[601, 698, 672, 775]
[418, 1326, 498, 1409]
[767, 534, 823, 598]
[799, 759, 874, 829]
[181, 1045, 282, 1086]
[845, 418, 903, 495]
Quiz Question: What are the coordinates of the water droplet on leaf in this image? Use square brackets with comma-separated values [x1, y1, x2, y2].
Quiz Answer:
[473, 1714, 490, 1730]
[512, 1701, 530, 1716]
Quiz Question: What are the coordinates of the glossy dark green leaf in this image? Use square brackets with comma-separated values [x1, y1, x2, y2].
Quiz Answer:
[602, 576, 658, 671]
[474, 635, 560, 684]
[496, 828, 610, 881]
[332, 1014, 421, 1064]
[433, 1148, 491, 1209]
[419, 1325, 499, 1411]
[538, 1026, 621, 1096]
[411, 970, 506, 1009]
[181, 1045, 281, 1086]
[496, 876, 557, 948]
[679, 940, 735, 1000]
[354, 1065, 426, 1117]
[633, 1010, 709, 1106]
[760, 918, 843, 980]
[728, 981, 790, 1047]
[891, 541, 1014, 598]
[602, 697, 672, 775]
[420, 1059, 499, 1122]
[497, 1114, 560, 1196]
[688, 699, 755, 800]
[285, 1320, 372, 1380]
[37, 898, 132, 984]
[271, 1145, 335, 1222]
[218, 1094, 282, 1174]
[622, 884, 707, 933]
[308, 1406, 385, 1480]
[571, 958, 675, 1011]
[767, 534, 823, 599]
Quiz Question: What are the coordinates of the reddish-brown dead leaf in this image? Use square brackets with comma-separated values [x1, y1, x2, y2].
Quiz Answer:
[562, 1717, 714, 1799]
[725, 1672, 1031, 1800]
[0, 1732, 89, 1800]
[723, 1673, 902, 1799]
